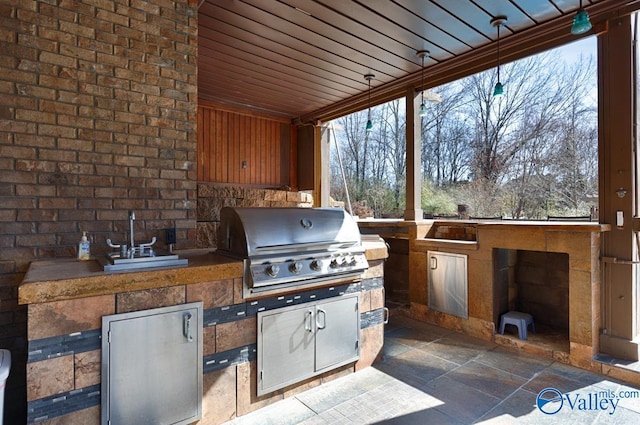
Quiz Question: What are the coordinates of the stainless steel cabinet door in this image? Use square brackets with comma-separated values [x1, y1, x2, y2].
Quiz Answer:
[102, 302, 203, 425]
[258, 294, 360, 396]
[428, 251, 468, 319]
[315, 295, 359, 371]
[258, 304, 315, 394]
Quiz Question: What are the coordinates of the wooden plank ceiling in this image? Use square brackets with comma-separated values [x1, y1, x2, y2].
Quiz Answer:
[198, 0, 614, 121]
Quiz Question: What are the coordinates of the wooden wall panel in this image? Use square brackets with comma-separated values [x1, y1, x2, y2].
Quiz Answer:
[197, 102, 296, 187]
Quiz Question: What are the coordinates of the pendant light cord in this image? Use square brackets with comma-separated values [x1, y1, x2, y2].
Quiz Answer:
[497, 23, 501, 83]
[421, 55, 425, 105]
[368, 77, 371, 120]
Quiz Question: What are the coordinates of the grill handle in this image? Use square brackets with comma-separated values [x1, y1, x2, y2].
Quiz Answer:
[304, 310, 314, 333]
[316, 308, 326, 330]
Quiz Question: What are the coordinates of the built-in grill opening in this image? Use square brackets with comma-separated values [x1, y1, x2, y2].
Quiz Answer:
[216, 207, 369, 298]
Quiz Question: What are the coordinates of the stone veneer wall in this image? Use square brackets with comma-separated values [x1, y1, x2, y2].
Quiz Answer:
[0, 1, 198, 422]
[196, 183, 313, 249]
[23, 260, 385, 424]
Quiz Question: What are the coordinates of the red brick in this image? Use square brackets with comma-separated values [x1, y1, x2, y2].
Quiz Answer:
[14, 133, 53, 148]
[79, 82, 113, 97]
[59, 20, 95, 38]
[38, 74, 77, 91]
[58, 138, 94, 152]
[60, 44, 96, 62]
[16, 184, 55, 197]
[39, 51, 76, 68]
[79, 106, 114, 120]
[16, 234, 56, 247]
[95, 164, 128, 176]
[0, 145, 35, 159]
[129, 168, 158, 179]
[95, 187, 127, 198]
[0, 170, 36, 184]
[39, 148, 76, 162]
[59, 0, 95, 16]
[38, 3, 77, 23]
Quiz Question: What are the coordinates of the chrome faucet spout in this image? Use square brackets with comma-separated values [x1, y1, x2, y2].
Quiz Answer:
[129, 211, 136, 250]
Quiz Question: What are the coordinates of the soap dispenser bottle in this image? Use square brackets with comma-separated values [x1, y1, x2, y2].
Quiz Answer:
[77, 231, 91, 261]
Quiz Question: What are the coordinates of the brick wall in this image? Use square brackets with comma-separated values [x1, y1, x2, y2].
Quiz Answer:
[0, 1, 198, 422]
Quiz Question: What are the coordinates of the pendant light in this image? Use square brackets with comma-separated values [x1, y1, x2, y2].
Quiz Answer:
[491, 16, 507, 97]
[364, 73, 375, 132]
[416, 50, 429, 117]
[571, 0, 592, 35]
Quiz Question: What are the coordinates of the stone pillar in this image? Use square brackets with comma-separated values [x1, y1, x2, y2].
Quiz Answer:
[598, 14, 639, 360]
[404, 86, 423, 220]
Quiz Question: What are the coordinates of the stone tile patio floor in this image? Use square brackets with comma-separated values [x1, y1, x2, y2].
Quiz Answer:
[224, 315, 640, 424]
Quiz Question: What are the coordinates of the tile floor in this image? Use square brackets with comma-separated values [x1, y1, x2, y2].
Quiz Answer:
[223, 315, 640, 424]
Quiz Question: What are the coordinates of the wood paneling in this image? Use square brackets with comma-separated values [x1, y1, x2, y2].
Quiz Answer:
[198, 102, 295, 187]
[196, 0, 632, 121]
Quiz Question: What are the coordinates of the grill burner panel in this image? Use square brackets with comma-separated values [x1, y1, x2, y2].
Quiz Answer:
[217, 207, 368, 296]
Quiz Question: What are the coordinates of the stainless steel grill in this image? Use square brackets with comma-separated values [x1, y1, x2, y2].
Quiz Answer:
[216, 207, 368, 297]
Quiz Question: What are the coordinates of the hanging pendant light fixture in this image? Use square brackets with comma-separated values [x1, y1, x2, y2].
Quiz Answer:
[491, 16, 507, 98]
[364, 73, 375, 132]
[416, 50, 429, 117]
[571, 0, 592, 35]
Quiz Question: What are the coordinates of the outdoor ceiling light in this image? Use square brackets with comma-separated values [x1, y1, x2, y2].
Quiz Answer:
[364, 73, 375, 132]
[571, 0, 592, 35]
[491, 16, 507, 98]
[416, 50, 430, 117]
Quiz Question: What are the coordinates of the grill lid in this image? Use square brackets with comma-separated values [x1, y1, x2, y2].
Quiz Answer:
[217, 207, 363, 258]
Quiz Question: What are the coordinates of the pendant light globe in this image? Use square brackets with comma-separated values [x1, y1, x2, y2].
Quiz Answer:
[364, 73, 375, 132]
[571, 1, 592, 35]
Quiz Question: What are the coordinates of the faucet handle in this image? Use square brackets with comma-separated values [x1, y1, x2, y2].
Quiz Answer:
[106, 239, 121, 249]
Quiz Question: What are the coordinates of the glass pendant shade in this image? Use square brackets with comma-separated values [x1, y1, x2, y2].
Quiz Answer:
[418, 102, 427, 116]
[571, 9, 592, 34]
[493, 82, 504, 97]
[364, 73, 375, 132]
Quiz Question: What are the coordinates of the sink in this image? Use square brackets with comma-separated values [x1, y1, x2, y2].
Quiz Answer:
[99, 250, 188, 272]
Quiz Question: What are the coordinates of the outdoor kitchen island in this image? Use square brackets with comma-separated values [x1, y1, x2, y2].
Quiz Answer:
[18, 239, 388, 425]
[359, 219, 619, 378]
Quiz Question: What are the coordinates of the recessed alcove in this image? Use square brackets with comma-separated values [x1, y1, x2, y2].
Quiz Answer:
[494, 248, 570, 352]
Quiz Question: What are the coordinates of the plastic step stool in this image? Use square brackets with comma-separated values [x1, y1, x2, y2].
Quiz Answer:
[499, 311, 535, 340]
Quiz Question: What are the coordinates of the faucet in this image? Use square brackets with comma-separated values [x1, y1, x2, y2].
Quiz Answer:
[129, 211, 136, 252]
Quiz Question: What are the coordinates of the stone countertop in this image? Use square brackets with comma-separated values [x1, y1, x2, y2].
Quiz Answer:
[19, 249, 243, 305]
[19, 240, 389, 306]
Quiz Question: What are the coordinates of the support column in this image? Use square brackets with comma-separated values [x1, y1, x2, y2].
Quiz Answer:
[599, 15, 638, 360]
[313, 123, 330, 207]
[404, 86, 423, 220]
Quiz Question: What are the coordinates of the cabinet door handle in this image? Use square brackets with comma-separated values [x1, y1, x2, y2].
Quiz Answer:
[183, 312, 193, 342]
[430, 256, 438, 269]
[316, 308, 326, 330]
[305, 310, 314, 332]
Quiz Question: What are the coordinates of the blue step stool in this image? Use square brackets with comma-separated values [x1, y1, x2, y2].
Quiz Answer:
[499, 311, 535, 340]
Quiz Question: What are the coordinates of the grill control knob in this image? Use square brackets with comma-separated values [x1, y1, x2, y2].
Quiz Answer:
[310, 260, 321, 271]
[289, 262, 303, 274]
[330, 258, 339, 269]
[348, 257, 357, 266]
[266, 264, 280, 277]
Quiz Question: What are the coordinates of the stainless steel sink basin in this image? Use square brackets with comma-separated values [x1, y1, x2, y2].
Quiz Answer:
[99, 250, 188, 272]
